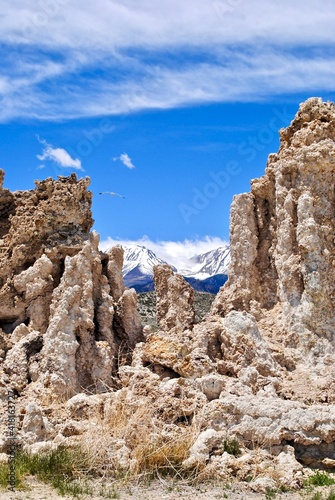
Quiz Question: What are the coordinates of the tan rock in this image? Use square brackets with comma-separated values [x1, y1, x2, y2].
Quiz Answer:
[153, 264, 195, 333]
[115, 288, 143, 348]
[0, 173, 143, 400]
[275, 445, 304, 489]
[182, 428, 222, 469]
[3, 331, 43, 391]
[106, 245, 125, 301]
[65, 393, 105, 420]
[138, 265, 214, 378]
[1, 100, 335, 490]
[21, 402, 54, 444]
[0, 172, 92, 326]
[200, 394, 335, 449]
[13, 254, 54, 333]
[218, 311, 279, 378]
[39, 236, 118, 395]
[212, 98, 335, 357]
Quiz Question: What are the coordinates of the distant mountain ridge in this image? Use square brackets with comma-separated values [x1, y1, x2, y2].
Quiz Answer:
[120, 244, 230, 294]
[180, 246, 231, 280]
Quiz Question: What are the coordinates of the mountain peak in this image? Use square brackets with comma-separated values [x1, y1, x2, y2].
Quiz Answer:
[181, 245, 230, 280]
[117, 244, 173, 289]
[114, 243, 230, 293]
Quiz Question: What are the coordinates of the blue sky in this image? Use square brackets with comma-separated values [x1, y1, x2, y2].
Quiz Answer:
[1, 0, 335, 264]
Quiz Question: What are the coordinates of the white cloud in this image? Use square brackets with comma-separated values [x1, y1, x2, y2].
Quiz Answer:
[1, 48, 335, 122]
[99, 235, 228, 270]
[2, 0, 335, 50]
[113, 153, 135, 169]
[36, 136, 83, 171]
[1, 1, 335, 121]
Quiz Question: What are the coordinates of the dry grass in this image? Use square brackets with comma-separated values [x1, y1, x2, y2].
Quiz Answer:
[80, 393, 201, 483]
[133, 429, 197, 479]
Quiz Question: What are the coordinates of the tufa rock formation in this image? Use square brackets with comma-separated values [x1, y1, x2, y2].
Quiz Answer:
[211, 97, 335, 400]
[131, 98, 335, 484]
[0, 98, 335, 493]
[213, 98, 335, 342]
[0, 173, 143, 399]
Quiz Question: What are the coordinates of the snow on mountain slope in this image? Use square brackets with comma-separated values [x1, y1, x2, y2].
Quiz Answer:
[121, 245, 177, 287]
[180, 246, 230, 280]
[114, 244, 230, 293]
[122, 245, 168, 276]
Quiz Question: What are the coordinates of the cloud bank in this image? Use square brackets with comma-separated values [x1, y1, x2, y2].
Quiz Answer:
[1, 1, 335, 121]
[99, 235, 229, 270]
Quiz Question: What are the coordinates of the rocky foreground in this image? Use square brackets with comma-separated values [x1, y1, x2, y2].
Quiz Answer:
[0, 98, 335, 495]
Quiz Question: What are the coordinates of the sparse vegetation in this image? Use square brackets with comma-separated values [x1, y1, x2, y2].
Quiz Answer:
[76, 393, 203, 485]
[306, 471, 335, 487]
[137, 291, 157, 328]
[308, 491, 335, 500]
[0, 460, 10, 489]
[135, 433, 196, 479]
[99, 484, 120, 499]
[0, 447, 93, 494]
[309, 493, 323, 500]
[265, 488, 277, 499]
[193, 291, 216, 322]
[223, 436, 241, 457]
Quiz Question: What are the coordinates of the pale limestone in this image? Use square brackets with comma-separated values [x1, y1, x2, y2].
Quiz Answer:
[153, 264, 195, 333]
[21, 402, 54, 444]
[107, 245, 125, 301]
[1, 99, 335, 492]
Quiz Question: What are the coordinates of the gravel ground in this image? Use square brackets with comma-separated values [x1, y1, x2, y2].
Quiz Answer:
[1, 477, 334, 500]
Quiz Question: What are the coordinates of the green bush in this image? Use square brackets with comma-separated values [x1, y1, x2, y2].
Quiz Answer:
[265, 488, 276, 499]
[307, 471, 335, 487]
[0, 461, 11, 489]
[0, 447, 92, 494]
[223, 437, 241, 456]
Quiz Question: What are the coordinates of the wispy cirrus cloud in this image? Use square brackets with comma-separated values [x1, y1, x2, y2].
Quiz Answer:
[36, 136, 83, 171]
[113, 153, 136, 169]
[0, 1, 335, 122]
[2, 0, 335, 50]
[2, 48, 335, 123]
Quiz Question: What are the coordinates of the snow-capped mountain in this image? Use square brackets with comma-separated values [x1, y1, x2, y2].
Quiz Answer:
[119, 244, 230, 293]
[180, 246, 230, 280]
[123, 245, 167, 276]
[122, 245, 176, 288]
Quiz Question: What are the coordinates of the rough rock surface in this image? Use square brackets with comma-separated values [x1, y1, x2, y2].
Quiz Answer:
[211, 97, 335, 405]
[213, 98, 335, 344]
[153, 264, 195, 333]
[137, 264, 210, 378]
[1, 98, 335, 494]
[0, 172, 143, 405]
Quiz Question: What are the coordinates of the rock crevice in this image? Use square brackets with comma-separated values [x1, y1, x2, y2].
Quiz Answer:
[0, 173, 143, 397]
[1, 98, 335, 491]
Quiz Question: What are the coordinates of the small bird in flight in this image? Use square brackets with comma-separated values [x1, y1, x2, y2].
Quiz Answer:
[99, 191, 126, 199]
